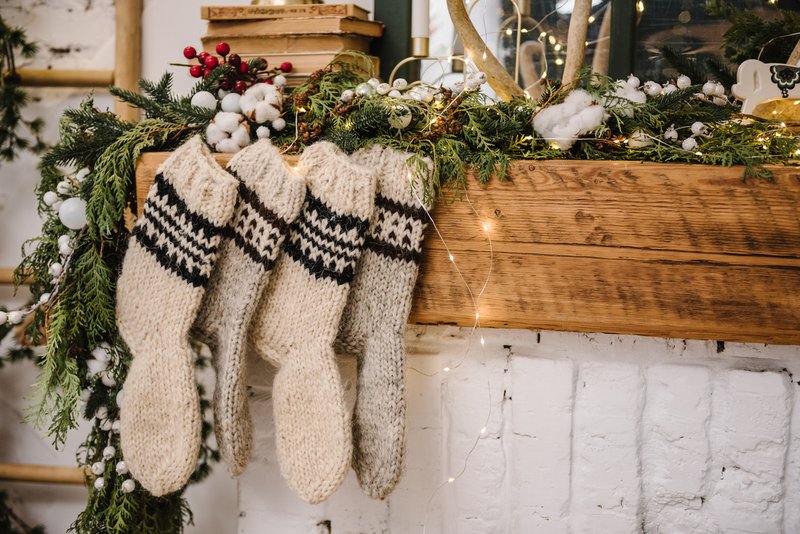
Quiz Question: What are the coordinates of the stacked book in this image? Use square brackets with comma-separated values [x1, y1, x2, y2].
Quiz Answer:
[201, 4, 383, 87]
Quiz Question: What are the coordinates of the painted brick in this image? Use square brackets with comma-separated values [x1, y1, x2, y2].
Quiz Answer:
[784, 383, 800, 532]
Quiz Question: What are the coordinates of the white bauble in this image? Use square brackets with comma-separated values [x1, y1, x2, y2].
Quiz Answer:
[712, 96, 728, 106]
[79, 389, 90, 403]
[626, 75, 640, 87]
[75, 168, 90, 182]
[220, 93, 242, 113]
[52, 200, 63, 212]
[94, 477, 105, 490]
[676, 75, 691, 89]
[43, 191, 59, 206]
[90, 462, 105, 476]
[217, 89, 230, 99]
[56, 180, 73, 194]
[115, 389, 124, 407]
[367, 77, 380, 88]
[116, 461, 129, 475]
[58, 198, 88, 230]
[48, 262, 63, 277]
[713, 83, 726, 96]
[340, 89, 354, 103]
[57, 234, 71, 248]
[102, 445, 116, 460]
[273, 74, 287, 87]
[271, 117, 286, 131]
[7, 311, 23, 325]
[121, 479, 136, 493]
[256, 126, 270, 139]
[0, 311, 7, 325]
[231, 124, 251, 147]
[392, 78, 408, 90]
[643, 81, 662, 97]
[95, 406, 108, 420]
[59, 243, 73, 256]
[662, 83, 677, 94]
[100, 371, 117, 387]
[39, 292, 51, 304]
[691, 121, 708, 136]
[86, 358, 108, 376]
[100, 418, 113, 431]
[111, 419, 121, 433]
[681, 137, 699, 151]
[92, 343, 112, 362]
[355, 82, 375, 97]
[190, 91, 218, 110]
[376, 82, 391, 95]
[388, 105, 412, 129]
[388, 90, 402, 98]
[702, 81, 716, 96]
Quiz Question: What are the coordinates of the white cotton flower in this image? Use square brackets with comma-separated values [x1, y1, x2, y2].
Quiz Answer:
[214, 112, 243, 133]
[206, 123, 227, 145]
[216, 138, 242, 153]
[240, 84, 283, 124]
[207, 112, 250, 153]
[533, 89, 609, 150]
[254, 101, 281, 123]
[231, 124, 251, 147]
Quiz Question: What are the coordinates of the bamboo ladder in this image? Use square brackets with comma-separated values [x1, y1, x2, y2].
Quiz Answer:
[0, 0, 142, 486]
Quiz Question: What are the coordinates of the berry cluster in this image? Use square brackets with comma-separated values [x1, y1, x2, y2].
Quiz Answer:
[180, 42, 293, 94]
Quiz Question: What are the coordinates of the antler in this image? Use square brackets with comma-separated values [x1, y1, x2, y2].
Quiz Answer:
[446, 0, 525, 101]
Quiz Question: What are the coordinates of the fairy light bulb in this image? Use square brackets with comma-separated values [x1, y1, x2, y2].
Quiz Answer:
[480, 336, 485, 346]
[480, 427, 487, 434]
[443, 367, 450, 372]
[482, 223, 489, 232]
[505, 28, 513, 36]
[449, 254, 454, 262]
[447, 477, 455, 483]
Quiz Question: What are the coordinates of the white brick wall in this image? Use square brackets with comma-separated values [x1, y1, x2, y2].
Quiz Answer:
[240, 328, 800, 533]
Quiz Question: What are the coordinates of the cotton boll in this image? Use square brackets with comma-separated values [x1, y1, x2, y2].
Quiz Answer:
[271, 117, 286, 131]
[676, 75, 691, 89]
[256, 126, 270, 139]
[263, 89, 282, 108]
[255, 101, 280, 123]
[643, 81, 662, 97]
[214, 112, 243, 133]
[575, 105, 607, 130]
[240, 94, 258, 118]
[564, 89, 595, 109]
[216, 138, 242, 153]
[206, 123, 227, 145]
[231, 124, 251, 147]
[220, 93, 242, 113]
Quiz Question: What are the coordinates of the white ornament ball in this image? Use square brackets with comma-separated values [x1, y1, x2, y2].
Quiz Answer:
[43, 191, 59, 206]
[7, 311, 23, 325]
[102, 445, 116, 460]
[100, 418, 113, 431]
[702, 81, 717, 96]
[116, 461, 129, 475]
[95, 406, 108, 420]
[121, 479, 136, 493]
[676, 75, 691, 89]
[111, 419, 121, 433]
[271, 118, 286, 131]
[79, 389, 90, 403]
[643, 81, 662, 97]
[220, 93, 242, 113]
[100, 371, 117, 388]
[59, 243, 74, 256]
[92, 343, 112, 362]
[388, 105, 412, 129]
[217, 89, 230, 99]
[714, 82, 725, 96]
[191, 90, 218, 110]
[376, 82, 391, 95]
[56, 180, 73, 194]
[367, 77, 380, 88]
[48, 262, 63, 277]
[75, 168, 90, 183]
[256, 126, 270, 139]
[340, 89, 354, 103]
[39, 292, 51, 304]
[93, 477, 105, 490]
[681, 137, 699, 151]
[0, 311, 7, 326]
[627, 75, 640, 88]
[388, 90, 402, 98]
[90, 462, 105, 476]
[58, 197, 88, 230]
[392, 78, 408, 90]
[86, 358, 108, 376]
[691, 121, 708, 136]
[57, 234, 71, 248]
[355, 82, 375, 97]
[115, 389, 124, 408]
[662, 83, 678, 94]
[52, 200, 63, 212]
[273, 74, 287, 88]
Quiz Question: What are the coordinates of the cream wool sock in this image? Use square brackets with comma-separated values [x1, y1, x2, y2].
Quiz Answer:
[250, 141, 375, 504]
[193, 139, 305, 477]
[117, 135, 238, 496]
[337, 145, 432, 500]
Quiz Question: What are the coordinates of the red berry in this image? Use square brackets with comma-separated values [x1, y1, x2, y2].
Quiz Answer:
[183, 46, 197, 59]
[216, 42, 230, 56]
[234, 80, 247, 94]
[228, 54, 241, 67]
[189, 65, 203, 78]
[264, 78, 274, 84]
[203, 66, 213, 78]
[239, 61, 249, 74]
[280, 62, 293, 73]
[204, 55, 219, 69]
[220, 79, 231, 90]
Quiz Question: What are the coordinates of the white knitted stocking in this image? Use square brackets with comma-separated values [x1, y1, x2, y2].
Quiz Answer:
[251, 141, 375, 504]
[337, 145, 432, 500]
[193, 140, 305, 477]
[117, 136, 238, 496]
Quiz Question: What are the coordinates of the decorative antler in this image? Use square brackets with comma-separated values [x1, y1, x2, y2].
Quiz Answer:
[562, 0, 592, 86]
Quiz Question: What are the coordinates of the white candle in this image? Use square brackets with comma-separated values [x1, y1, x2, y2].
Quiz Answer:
[411, 0, 430, 39]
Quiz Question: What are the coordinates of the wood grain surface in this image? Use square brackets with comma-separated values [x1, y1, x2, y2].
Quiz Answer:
[135, 154, 800, 344]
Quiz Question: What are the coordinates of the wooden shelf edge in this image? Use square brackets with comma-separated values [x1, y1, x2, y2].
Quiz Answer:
[17, 69, 113, 88]
[0, 463, 87, 485]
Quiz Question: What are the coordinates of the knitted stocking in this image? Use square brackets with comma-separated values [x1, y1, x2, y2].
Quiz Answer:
[337, 145, 432, 499]
[250, 141, 375, 504]
[193, 140, 305, 477]
[117, 136, 237, 496]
